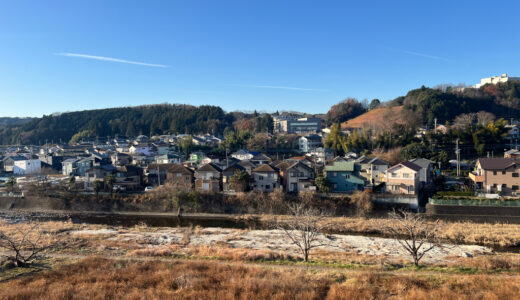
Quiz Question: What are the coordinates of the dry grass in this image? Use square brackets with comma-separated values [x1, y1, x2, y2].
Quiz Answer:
[2, 258, 520, 299]
[261, 215, 520, 248]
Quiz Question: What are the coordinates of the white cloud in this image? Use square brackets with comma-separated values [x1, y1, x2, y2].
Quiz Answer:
[401, 50, 449, 61]
[56, 52, 168, 68]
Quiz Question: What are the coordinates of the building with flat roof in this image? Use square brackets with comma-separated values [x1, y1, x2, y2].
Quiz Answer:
[475, 74, 520, 88]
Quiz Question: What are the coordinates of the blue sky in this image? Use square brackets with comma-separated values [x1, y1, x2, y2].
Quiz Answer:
[1, 0, 519, 117]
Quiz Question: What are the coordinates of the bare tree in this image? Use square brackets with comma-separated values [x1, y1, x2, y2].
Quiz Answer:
[275, 203, 328, 262]
[0, 224, 54, 267]
[476, 111, 495, 126]
[385, 210, 442, 266]
[350, 190, 373, 217]
[454, 113, 476, 129]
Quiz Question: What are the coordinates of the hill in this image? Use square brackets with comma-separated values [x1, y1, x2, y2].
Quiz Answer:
[341, 106, 404, 130]
[0, 117, 35, 127]
[0, 104, 231, 145]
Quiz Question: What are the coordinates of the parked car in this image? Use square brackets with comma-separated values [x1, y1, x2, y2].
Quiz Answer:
[144, 186, 153, 192]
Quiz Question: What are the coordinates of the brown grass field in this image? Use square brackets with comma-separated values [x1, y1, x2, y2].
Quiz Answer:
[1, 218, 520, 299]
[1, 257, 520, 300]
[341, 106, 404, 130]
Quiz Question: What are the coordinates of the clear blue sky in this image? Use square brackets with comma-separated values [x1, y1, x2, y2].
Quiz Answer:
[1, 0, 519, 117]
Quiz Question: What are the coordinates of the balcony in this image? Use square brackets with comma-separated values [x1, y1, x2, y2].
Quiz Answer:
[468, 172, 484, 183]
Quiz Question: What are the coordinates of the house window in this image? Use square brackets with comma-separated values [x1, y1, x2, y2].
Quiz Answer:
[290, 172, 297, 177]
[331, 172, 337, 177]
[268, 173, 273, 178]
[502, 171, 506, 175]
[403, 173, 410, 178]
[258, 175, 264, 180]
[493, 171, 497, 175]
[265, 184, 270, 190]
[513, 173, 519, 178]
[493, 184, 497, 188]
[502, 184, 507, 189]
[332, 183, 337, 190]
[346, 174, 350, 179]
[391, 173, 398, 178]
[513, 185, 519, 191]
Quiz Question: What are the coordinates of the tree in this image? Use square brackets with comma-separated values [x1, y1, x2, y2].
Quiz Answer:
[385, 210, 442, 266]
[350, 190, 373, 217]
[0, 223, 56, 267]
[179, 136, 194, 156]
[326, 98, 366, 125]
[324, 124, 347, 156]
[172, 190, 198, 216]
[315, 174, 331, 194]
[6, 176, 16, 193]
[229, 170, 251, 192]
[369, 99, 381, 110]
[105, 174, 116, 194]
[275, 203, 328, 262]
[93, 181, 103, 196]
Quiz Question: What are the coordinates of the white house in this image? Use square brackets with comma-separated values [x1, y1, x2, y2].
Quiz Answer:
[298, 134, 323, 153]
[13, 158, 41, 175]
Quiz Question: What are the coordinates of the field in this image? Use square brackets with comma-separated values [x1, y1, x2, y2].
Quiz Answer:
[341, 106, 404, 130]
[1, 218, 520, 299]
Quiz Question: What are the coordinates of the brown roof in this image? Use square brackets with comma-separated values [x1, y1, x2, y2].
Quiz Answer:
[167, 164, 194, 175]
[148, 163, 176, 172]
[252, 163, 278, 173]
[478, 158, 518, 170]
[197, 162, 222, 173]
[272, 161, 290, 171]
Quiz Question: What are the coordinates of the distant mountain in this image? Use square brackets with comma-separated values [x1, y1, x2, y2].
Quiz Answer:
[0, 104, 232, 145]
[0, 117, 35, 127]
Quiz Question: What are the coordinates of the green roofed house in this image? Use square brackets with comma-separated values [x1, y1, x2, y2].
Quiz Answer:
[324, 161, 365, 193]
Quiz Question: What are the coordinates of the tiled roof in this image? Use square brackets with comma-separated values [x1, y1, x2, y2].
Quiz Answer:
[252, 163, 278, 173]
[325, 161, 355, 172]
[478, 158, 518, 170]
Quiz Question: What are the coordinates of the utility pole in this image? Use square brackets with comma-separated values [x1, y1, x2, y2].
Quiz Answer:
[157, 165, 161, 186]
[434, 118, 437, 132]
[455, 138, 460, 178]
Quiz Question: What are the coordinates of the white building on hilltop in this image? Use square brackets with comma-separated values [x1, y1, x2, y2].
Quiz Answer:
[475, 74, 520, 88]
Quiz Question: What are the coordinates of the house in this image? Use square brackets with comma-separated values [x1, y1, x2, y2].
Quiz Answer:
[13, 158, 41, 175]
[231, 149, 259, 161]
[236, 160, 256, 175]
[2, 156, 28, 173]
[194, 163, 222, 192]
[222, 164, 247, 192]
[155, 153, 184, 165]
[385, 161, 421, 195]
[111, 152, 132, 166]
[469, 158, 520, 195]
[281, 161, 315, 192]
[356, 156, 389, 184]
[129, 144, 153, 156]
[188, 151, 207, 165]
[153, 142, 171, 155]
[147, 163, 176, 186]
[250, 153, 271, 166]
[76, 158, 94, 176]
[62, 158, 79, 176]
[408, 158, 435, 186]
[166, 164, 194, 191]
[324, 161, 365, 193]
[504, 149, 520, 159]
[307, 147, 334, 163]
[251, 164, 280, 192]
[114, 165, 142, 191]
[298, 134, 323, 153]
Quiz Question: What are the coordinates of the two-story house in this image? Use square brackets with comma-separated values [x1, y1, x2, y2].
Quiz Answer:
[166, 164, 194, 191]
[469, 157, 520, 195]
[251, 164, 280, 192]
[324, 161, 365, 193]
[356, 156, 389, 184]
[408, 158, 435, 186]
[385, 161, 421, 195]
[282, 161, 315, 192]
[194, 163, 222, 192]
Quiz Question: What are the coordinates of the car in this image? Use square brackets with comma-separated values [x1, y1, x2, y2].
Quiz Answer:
[144, 186, 153, 192]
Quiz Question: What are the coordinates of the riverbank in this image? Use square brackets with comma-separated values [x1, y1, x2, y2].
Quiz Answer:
[2, 209, 520, 250]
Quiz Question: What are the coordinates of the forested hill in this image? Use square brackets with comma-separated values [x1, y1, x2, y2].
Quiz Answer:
[0, 117, 35, 127]
[0, 104, 234, 145]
